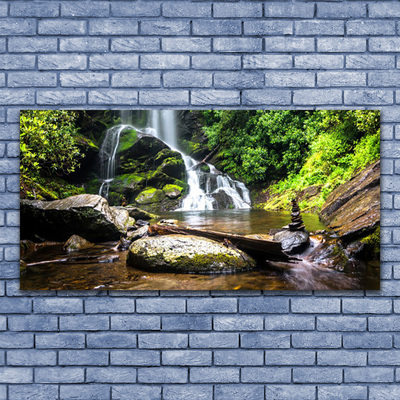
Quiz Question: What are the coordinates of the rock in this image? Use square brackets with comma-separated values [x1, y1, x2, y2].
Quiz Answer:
[63, 235, 94, 252]
[126, 225, 149, 242]
[163, 184, 183, 199]
[124, 206, 158, 220]
[21, 194, 132, 242]
[135, 188, 165, 205]
[127, 234, 256, 274]
[274, 230, 310, 254]
[20, 240, 36, 260]
[320, 160, 380, 242]
[136, 219, 150, 226]
[158, 219, 178, 226]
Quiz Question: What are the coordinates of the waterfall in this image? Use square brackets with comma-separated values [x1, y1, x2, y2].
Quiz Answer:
[147, 110, 251, 211]
[98, 124, 133, 199]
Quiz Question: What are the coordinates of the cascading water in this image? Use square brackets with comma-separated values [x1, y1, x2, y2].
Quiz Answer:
[147, 110, 251, 211]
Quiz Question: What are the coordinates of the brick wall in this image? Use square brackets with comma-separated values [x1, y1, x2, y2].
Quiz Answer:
[1, 1, 399, 399]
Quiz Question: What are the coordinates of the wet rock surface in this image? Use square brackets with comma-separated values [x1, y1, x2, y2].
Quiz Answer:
[274, 230, 310, 255]
[127, 234, 256, 274]
[320, 160, 380, 242]
[63, 235, 94, 253]
[21, 194, 132, 242]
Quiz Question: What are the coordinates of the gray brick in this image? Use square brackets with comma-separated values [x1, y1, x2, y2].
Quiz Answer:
[345, 367, 393, 383]
[214, 350, 263, 366]
[34, 298, 82, 314]
[38, 54, 87, 70]
[292, 298, 341, 313]
[36, 333, 85, 349]
[162, 37, 211, 53]
[265, 350, 315, 365]
[162, 315, 211, 331]
[343, 299, 391, 314]
[0, 367, 33, 383]
[347, 20, 395, 36]
[265, 72, 315, 88]
[318, 38, 366, 53]
[89, 90, 138, 105]
[214, 315, 263, 331]
[163, 71, 211, 88]
[0, 73, 4, 87]
[8, 72, 56, 88]
[190, 333, 238, 348]
[60, 38, 108, 53]
[370, 38, 400, 53]
[8, 315, 57, 331]
[318, 350, 366, 366]
[141, 54, 189, 69]
[0, 19, 36, 36]
[265, 2, 314, 18]
[292, 333, 341, 349]
[61, 2, 110, 17]
[191, 90, 240, 106]
[244, 21, 292, 36]
[163, 385, 212, 400]
[318, 3, 366, 18]
[140, 90, 189, 105]
[265, 385, 315, 400]
[90, 19, 138, 35]
[111, 350, 159, 366]
[37, 90, 86, 105]
[346, 55, 395, 69]
[241, 332, 290, 349]
[264, 37, 314, 53]
[9, 385, 59, 400]
[187, 298, 237, 313]
[111, 38, 160, 52]
[139, 333, 188, 349]
[193, 20, 241, 36]
[265, 315, 314, 331]
[0, 3, 6, 17]
[344, 90, 393, 105]
[242, 89, 291, 106]
[111, 315, 160, 330]
[214, 38, 262, 53]
[295, 20, 344, 36]
[371, 386, 400, 400]
[90, 54, 138, 70]
[141, 21, 189, 36]
[162, 350, 211, 366]
[112, 385, 161, 400]
[9, 37, 57, 53]
[369, 350, 400, 366]
[214, 72, 264, 89]
[60, 315, 109, 331]
[369, 316, 400, 331]
[85, 298, 135, 313]
[0, 297, 31, 313]
[190, 367, 239, 383]
[39, 19, 86, 35]
[318, 72, 366, 87]
[11, 2, 59, 17]
[60, 72, 109, 88]
[7, 349, 56, 366]
[138, 367, 187, 383]
[317, 316, 366, 331]
[343, 333, 392, 349]
[192, 55, 241, 70]
[370, 3, 400, 18]
[112, 2, 160, 17]
[86, 367, 136, 383]
[0, 332, 33, 348]
[59, 350, 109, 366]
[35, 367, 84, 383]
[239, 297, 289, 313]
[296, 55, 344, 69]
[213, 3, 262, 18]
[293, 367, 342, 383]
[163, 2, 210, 18]
[0, 55, 35, 70]
[5, 142, 18, 157]
[370, 71, 400, 87]
[294, 89, 342, 105]
[87, 332, 136, 349]
[60, 385, 110, 400]
[242, 367, 291, 383]
[318, 385, 367, 400]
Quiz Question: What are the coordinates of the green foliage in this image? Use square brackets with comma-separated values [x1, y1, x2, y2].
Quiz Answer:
[20, 110, 83, 199]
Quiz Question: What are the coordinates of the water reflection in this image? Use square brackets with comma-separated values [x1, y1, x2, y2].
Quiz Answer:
[20, 210, 379, 291]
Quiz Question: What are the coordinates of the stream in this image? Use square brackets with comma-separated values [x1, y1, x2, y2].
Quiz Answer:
[20, 210, 379, 291]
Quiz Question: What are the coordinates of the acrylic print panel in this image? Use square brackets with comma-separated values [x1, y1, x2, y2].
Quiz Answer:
[19, 110, 380, 290]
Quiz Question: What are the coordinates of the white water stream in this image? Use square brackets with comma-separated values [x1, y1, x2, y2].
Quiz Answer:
[98, 110, 251, 210]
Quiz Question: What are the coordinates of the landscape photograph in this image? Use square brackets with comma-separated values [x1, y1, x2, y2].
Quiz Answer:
[20, 110, 380, 291]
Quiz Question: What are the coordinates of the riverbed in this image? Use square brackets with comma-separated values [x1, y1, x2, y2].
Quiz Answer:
[20, 210, 380, 291]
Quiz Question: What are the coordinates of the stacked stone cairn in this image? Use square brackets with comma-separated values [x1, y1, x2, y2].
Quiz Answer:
[289, 199, 305, 231]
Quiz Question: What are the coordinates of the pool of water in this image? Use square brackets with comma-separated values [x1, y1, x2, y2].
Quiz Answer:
[20, 210, 380, 291]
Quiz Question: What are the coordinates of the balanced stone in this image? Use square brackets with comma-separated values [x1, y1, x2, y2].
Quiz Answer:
[289, 199, 305, 232]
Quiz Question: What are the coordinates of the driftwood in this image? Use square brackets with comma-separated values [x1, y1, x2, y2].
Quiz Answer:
[189, 144, 221, 171]
[149, 224, 293, 262]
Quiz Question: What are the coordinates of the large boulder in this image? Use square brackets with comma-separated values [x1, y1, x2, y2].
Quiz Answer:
[21, 194, 132, 242]
[320, 160, 380, 242]
[127, 234, 256, 273]
[274, 230, 310, 254]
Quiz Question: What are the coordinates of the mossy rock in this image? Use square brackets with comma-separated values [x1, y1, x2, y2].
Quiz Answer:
[154, 149, 182, 167]
[117, 128, 137, 154]
[135, 188, 165, 205]
[157, 157, 186, 181]
[127, 234, 256, 274]
[163, 184, 183, 199]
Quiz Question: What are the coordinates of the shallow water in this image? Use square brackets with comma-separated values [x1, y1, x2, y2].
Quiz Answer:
[20, 210, 380, 291]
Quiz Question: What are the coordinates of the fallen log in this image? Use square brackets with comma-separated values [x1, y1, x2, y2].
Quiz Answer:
[149, 224, 293, 262]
